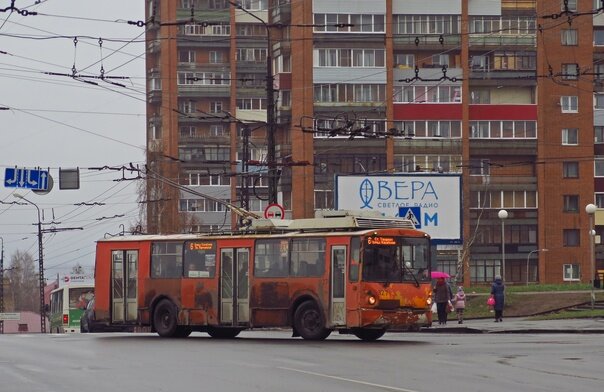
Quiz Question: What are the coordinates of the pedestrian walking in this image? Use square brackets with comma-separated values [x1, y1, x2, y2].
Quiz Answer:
[491, 275, 505, 322]
[454, 286, 466, 324]
[433, 277, 453, 325]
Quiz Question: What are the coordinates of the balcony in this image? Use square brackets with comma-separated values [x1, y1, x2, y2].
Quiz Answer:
[271, 0, 291, 25]
[393, 34, 461, 49]
[469, 69, 536, 86]
[178, 85, 231, 98]
[469, 34, 536, 48]
[176, 8, 229, 23]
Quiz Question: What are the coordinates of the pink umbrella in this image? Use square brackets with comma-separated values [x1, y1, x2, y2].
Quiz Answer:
[431, 271, 450, 279]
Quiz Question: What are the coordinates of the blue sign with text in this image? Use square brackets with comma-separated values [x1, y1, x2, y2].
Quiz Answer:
[4, 168, 50, 190]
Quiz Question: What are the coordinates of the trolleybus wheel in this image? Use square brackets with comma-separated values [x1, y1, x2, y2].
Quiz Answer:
[153, 299, 178, 337]
[207, 327, 241, 339]
[294, 301, 331, 340]
[352, 328, 386, 341]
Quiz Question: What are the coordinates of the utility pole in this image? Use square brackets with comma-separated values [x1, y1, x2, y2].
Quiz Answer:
[13, 194, 46, 333]
[0, 236, 4, 334]
[230, 1, 278, 204]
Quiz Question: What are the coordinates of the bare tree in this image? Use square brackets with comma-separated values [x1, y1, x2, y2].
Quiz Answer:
[6, 250, 38, 312]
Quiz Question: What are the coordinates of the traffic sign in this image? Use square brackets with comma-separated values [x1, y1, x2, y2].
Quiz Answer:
[264, 203, 285, 219]
[4, 167, 50, 191]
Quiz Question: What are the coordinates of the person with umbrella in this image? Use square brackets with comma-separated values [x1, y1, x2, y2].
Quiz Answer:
[491, 275, 505, 322]
[433, 276, 453, 325]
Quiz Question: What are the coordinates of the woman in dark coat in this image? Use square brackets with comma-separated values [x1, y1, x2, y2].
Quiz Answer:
[433, 277, 453, 325]
[490, 275, 505, 322]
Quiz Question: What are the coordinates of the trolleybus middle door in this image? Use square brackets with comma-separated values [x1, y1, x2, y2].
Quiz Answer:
[220, 248, 250, 325]
[330, 245, 347, 326]
[111, 250, 138, 324]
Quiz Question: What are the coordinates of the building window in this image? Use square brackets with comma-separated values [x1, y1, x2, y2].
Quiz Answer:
[179, 50, 196, 63]
[209, 101, 223, 113]
[563, 229, 580, 247]
[595, 159, 604, 176]
[596, 193, 604, 208]
[596, 94, 604, 109]
[596, 64, 604, 80]
[562, 128, 578, 145]
[563, 264, 580, 281]
[180, 125, 195, 138]
[239, 0, 268, 11]
[432, 54, 449, 66]
[179, 100, 194, 114]
[561, 29, 578, 45]
[470, 88, 490, 104]
[562, 63, 579, 80]
[561, 96, 578, 112]
[595, 29, 604, 45]
[314, 49, 385, 68]
[563, 195, 579, 212]
[393, 14, 460, 35]
[596, 127, 604, 143]
[314, 190, 334, 209]
[314, 13, 385, 33]
[394, 54, 414, 68]
[209, 51, 223, 64]
[563, 161, 579, 178]
[563, 0, 577, 11]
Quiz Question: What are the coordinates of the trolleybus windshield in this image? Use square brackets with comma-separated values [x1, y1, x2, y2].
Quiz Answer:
[361, 237, 430, 283]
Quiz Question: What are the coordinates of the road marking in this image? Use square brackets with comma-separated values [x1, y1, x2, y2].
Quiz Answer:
[278, 366, 421, 392]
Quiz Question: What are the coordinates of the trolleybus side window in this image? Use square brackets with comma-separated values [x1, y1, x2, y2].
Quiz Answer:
[290, 238, 325, 277]
[151, 241, 183, 278]
[349, 237, 360, 282]
[184, 240, 217, 278]
[254, 239, 288, 277]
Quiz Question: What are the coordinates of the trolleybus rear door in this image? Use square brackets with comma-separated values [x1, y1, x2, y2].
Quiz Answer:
[111, 250, 138, 324]
[220, 248, 250, 325]
[330, 246, 346, 326]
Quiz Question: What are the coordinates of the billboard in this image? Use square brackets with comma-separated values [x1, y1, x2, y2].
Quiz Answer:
[335, 174, 462, 244]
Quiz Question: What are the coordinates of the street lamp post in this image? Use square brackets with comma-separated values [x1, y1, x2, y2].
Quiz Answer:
[498, 209, 508, 281]
[526, 248, 548, 286]
[13, 193, 47, 333]
[230, 1, 277, 204]
[586, 203, 597, 310]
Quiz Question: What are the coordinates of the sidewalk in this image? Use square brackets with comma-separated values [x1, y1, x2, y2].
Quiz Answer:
[422, 317, 604, 334]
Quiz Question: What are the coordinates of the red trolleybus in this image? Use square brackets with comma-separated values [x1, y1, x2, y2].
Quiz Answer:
[93, 211, 433, 341]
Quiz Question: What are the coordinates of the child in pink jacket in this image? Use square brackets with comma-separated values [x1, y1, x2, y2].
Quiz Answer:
[454, 286, 466, 324]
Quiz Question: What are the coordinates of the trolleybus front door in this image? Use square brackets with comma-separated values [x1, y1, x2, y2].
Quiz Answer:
[331, 245, 347, 326]
[220, 248, 250, 325]
[111, 250, 138, 324]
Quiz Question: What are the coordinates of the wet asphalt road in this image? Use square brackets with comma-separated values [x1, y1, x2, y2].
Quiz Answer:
[0, 330, 602, 392]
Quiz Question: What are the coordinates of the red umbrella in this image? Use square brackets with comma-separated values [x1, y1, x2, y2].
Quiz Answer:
[431, 271, 450, 279]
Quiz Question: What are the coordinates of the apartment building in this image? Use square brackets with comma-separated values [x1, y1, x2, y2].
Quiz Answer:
[144, 0, 604, 284]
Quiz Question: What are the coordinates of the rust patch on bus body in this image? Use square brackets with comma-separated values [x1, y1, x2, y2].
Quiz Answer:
[250, 282, 290, 326]
[252, 282, 289, 307]
[194, 284, 214, 311]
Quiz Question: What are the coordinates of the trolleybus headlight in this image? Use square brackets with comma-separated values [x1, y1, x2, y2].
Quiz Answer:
[367, 295, 377, 305]
[426, 297, 432, 306]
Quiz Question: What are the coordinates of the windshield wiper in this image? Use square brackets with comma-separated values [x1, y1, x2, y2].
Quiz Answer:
[402, 262, 420, 288]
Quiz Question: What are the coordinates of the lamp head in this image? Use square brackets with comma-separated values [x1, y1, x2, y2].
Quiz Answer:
[586, 203, 597, 214]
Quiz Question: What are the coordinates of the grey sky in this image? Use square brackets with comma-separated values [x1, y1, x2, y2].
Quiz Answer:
[0, 1, 146, 276]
